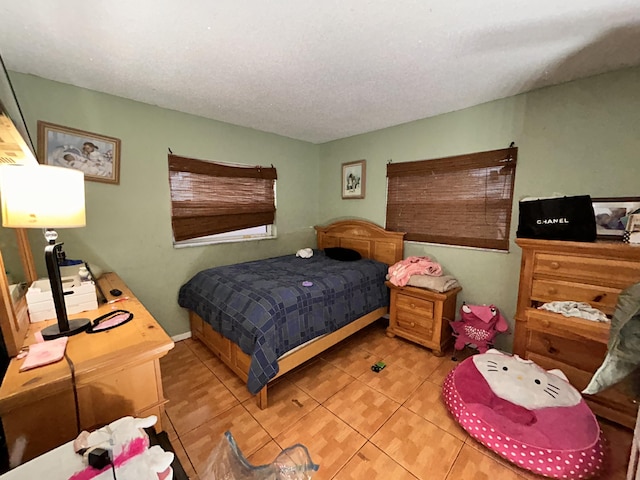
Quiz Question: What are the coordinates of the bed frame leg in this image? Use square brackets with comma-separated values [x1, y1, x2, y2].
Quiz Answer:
[256, 386, 268, 409]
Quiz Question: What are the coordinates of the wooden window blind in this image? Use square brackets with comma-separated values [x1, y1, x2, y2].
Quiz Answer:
[168, 154, 277, 242]
[386, 147, 517, 251]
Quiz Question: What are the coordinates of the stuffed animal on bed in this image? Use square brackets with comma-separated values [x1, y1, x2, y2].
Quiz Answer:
[449, 303, 508, 353]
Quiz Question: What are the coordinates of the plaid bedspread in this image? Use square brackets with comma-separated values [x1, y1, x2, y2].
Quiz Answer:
[178, 251, 389, 394]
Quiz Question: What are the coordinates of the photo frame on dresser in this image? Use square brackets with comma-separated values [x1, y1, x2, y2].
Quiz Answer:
[592, 197, 640, 239]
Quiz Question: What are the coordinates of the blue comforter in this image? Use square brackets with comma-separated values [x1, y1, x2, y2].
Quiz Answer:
[178, 251, 389, 394]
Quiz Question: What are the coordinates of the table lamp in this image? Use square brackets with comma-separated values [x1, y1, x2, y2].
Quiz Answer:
[0, 164, 90, 339]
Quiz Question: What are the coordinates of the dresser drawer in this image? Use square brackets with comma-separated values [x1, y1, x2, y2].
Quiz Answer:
[527, 353, 639, 418]
[527, 352, 594, 391]
[534, 253, 640, 288]
[525, 309, 610, 344]
[530, 279, 620, 316]
[527, 330, 607, 373]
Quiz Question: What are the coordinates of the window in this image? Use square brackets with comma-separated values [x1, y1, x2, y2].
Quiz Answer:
[386, 146, 517, 251]
[168, 154, 277, 245]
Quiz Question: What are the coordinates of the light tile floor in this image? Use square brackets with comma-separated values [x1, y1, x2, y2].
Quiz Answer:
[160, 319, 633, 480]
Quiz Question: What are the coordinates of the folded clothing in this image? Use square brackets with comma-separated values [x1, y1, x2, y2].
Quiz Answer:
[388, 256, 443, 287]
[538, 301, 609, 322]
[403, 274, 460, 293]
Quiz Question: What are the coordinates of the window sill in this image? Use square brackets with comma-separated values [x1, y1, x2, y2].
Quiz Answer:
[173, 234, 278, 249]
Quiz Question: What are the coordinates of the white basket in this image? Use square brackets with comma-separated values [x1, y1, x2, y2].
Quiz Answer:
[26, 276, 97, 322]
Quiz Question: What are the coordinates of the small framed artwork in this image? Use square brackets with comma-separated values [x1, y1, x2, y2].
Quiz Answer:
[626, 213, 640, 233]
[37, 121, 121, 184]
[342, 159, 366, 199]
[592, 197, 640, 239]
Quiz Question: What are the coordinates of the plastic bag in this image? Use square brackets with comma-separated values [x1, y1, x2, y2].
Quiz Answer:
[201, 431, 319, 480]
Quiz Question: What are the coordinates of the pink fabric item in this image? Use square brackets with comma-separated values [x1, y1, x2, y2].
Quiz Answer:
[450, 304, 508, 353]
[388, 256, 443, 286]
[69, 437, 149, 480]
[443, 356, 604, 479]
[19, 337, 68, 371]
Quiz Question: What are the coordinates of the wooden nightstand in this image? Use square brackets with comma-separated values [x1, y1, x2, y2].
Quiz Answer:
[386, 281, 461, 356]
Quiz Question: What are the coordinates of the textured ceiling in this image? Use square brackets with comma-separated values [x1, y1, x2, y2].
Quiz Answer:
[1, 1, 639, 144]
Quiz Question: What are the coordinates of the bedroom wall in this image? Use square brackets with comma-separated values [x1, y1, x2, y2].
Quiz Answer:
[9, 74, 320, 337]
[317, 66, 640, 351]
[7, 67, 639, 345]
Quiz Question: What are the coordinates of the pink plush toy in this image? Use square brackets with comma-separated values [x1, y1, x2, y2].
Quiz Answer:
[450, 303, 508, 353]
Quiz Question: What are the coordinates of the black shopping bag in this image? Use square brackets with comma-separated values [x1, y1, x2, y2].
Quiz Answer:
[517, 195, 596, 242]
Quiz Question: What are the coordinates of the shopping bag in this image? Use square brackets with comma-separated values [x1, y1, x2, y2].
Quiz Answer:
[517, 195, 596, 242]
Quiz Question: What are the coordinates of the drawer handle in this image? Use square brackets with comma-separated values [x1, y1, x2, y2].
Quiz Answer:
[410, 303, 416, 309]
[543, 339, 558, 355]
[548, 287, 558, 295]
[549, 261, 560, 270]
[410, 322, 415, 327]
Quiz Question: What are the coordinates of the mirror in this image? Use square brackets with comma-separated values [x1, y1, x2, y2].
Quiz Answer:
[0, 52, 39, 357]
[0, 227, 35, 357]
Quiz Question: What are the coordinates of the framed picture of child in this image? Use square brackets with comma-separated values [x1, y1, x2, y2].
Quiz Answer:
[37, 121, 121, 184]
[342, 159, 366, 199]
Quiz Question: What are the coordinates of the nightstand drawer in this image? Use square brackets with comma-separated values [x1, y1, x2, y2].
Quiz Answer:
[394, 316, 433, 338]
[530, 279, 620, 316]
[534, 253, 640, 288]
[396, 294, 434, 319]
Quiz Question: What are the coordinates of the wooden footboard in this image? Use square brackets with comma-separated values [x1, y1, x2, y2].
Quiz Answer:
[190, 306, 387, 408]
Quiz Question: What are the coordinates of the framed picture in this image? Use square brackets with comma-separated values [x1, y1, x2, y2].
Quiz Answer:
[626, 213, 640, 233]
[342, 159, 366, 199]
[37, 121, 121, 184]
[592, 197, 640, 239]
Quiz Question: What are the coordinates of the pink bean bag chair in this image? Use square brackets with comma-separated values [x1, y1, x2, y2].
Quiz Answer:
[443, 350, 604, 479]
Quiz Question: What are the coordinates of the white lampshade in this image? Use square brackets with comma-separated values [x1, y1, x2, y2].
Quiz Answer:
[0, 165, 86, 228]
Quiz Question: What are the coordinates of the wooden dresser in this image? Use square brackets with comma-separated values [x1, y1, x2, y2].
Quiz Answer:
[514, 238, 640, 428]
[0, 273, 174, 463]
[386, 282, 461, 356]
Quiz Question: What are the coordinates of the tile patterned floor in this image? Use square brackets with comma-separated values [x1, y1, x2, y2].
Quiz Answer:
[160, 319, 633, 480]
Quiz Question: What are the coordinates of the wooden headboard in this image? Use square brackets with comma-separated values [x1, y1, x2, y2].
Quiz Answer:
[315, 220, 405, 265]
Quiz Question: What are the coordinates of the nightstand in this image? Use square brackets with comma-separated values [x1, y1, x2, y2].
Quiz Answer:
[386, 281, 461, 356]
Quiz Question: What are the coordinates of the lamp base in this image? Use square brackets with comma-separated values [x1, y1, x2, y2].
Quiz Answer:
[41, 318, 91, 340]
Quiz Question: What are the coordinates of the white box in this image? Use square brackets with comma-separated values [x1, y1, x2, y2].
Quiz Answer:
[26, 276, 98, 323]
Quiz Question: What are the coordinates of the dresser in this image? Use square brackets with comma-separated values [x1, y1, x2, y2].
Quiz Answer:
[386, 281, 461, 356]
[514, 238, 640, 428]
[0, 273, 175, 463]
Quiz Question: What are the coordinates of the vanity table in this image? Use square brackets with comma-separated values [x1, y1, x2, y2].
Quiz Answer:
[0, 272, 174, 464]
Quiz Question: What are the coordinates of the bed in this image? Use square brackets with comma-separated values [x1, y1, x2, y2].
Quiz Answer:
[179, 220, 405, 408]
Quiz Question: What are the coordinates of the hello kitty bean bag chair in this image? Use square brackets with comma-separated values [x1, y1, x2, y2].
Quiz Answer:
[443, 350, 604, 479]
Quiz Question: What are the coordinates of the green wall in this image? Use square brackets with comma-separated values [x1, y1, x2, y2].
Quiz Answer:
[318, 66, 640, 350]
[7, 66, 640, 349]
[9, 74, 320, 337]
